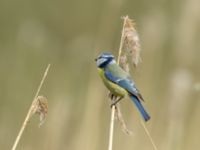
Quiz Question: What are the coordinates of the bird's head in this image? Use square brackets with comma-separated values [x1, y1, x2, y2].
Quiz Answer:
[95, 52, 116, 68]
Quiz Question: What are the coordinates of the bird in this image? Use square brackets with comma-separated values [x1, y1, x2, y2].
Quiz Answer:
[95, 52, 150, 122]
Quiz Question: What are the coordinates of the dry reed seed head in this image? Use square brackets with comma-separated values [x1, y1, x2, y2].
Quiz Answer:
[122, 16, 141, 67]
[32, 95, 48, 127]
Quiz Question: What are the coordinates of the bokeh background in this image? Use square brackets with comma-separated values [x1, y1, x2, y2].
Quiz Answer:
[0, 0, 200, 149]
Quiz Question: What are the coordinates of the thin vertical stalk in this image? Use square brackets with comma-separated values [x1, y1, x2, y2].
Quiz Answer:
[108, 105, 116, 150]
[108, 16, 128, 150]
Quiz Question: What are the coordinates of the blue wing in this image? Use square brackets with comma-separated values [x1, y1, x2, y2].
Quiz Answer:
[105, 69, 150, 121]
[105, 68, 150, 121]
[104, 69, 144, 101]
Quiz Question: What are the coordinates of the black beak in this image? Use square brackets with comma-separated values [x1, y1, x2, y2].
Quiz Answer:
[95, 58, 97, 61]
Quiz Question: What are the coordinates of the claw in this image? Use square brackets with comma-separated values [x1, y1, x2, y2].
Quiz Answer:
[110, 97, 123, 108]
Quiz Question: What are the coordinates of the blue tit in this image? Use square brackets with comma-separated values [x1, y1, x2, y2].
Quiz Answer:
[95, 52, 150, 122]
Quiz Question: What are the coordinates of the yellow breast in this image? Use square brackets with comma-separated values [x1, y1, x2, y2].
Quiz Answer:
[98, 68, 128, 97]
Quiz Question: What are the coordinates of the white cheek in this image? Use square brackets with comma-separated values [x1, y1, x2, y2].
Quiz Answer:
[110, 59, 116, 64]
[97, 58, 106, 66]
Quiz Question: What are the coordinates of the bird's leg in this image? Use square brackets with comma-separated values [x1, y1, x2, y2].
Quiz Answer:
[110, 96, 123, 108]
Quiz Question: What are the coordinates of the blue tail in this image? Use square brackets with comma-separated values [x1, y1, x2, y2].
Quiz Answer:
[130, 95, 150, 122]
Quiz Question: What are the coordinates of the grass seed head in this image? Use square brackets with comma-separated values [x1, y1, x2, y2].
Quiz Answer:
[32, 95, 48, 127]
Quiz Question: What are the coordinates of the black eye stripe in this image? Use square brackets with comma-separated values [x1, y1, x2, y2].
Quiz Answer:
[98, 57, 113, 68]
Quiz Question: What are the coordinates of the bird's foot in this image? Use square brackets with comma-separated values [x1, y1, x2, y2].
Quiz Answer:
[110, 97, 123, 108]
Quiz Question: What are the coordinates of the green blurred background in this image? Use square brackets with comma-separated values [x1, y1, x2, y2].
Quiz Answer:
[0, 0, 200, 149]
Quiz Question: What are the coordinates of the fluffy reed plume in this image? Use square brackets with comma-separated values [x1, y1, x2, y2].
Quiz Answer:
[11, 64, 50, 150]
[118, 16, 141, 71]
[123, 16, 141, 67]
